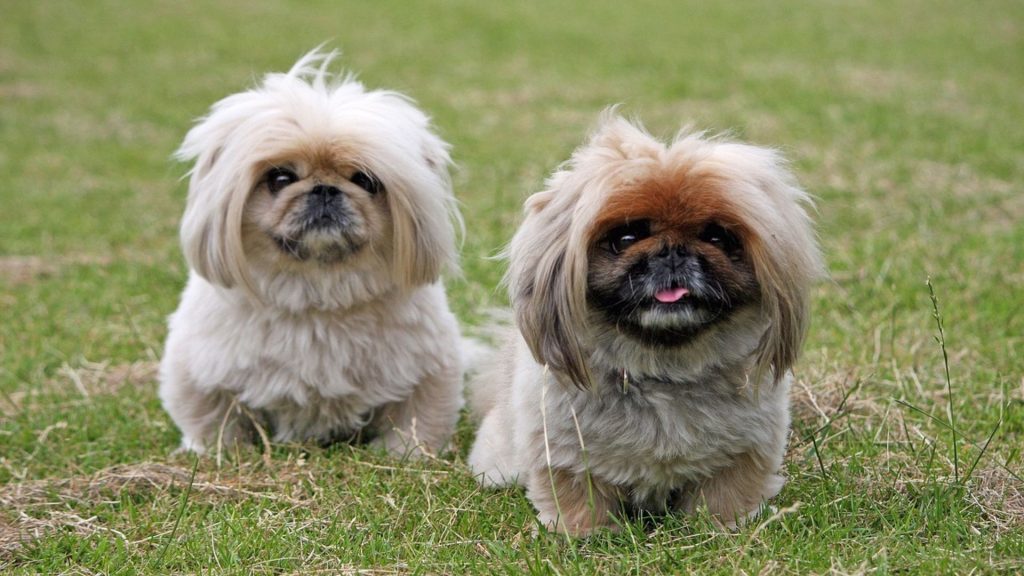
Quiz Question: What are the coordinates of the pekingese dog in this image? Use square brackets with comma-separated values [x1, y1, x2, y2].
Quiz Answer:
[467, 113, 823, 535]
[159, 50, 464, 458]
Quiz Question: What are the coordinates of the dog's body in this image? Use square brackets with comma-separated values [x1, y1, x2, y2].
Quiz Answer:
[469, 326, 789, 530]
[468, 114, 822, 535]
[159, 51, 463, 457]
[162, 278, 462, 453]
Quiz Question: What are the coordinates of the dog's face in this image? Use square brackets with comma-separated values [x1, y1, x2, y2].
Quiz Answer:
[175, 51, 458, 307]
[508, 115, 823, 388]
[586, 183, 760, 348]
[244, 154, 390, 267]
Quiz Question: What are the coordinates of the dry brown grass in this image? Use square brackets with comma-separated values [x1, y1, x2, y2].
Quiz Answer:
[791, 369, 867, 426]
[0, 254, 115, 286]
[0, 250, 179, 288]
[0, 462, 313, 509]
[55, 360, 159, 398]
[0, 256, 62, 286]
[789, 352, 1024, 534]
[970, 466, 1024, 531]
[1, 360, 159, 419]
[0, 460, 316, 559]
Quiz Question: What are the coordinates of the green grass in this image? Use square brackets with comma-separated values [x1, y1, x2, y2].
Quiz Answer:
[2, 0, 1022, 573]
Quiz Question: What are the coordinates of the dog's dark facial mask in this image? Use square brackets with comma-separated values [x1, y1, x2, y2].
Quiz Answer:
[586, 187, 760, 348]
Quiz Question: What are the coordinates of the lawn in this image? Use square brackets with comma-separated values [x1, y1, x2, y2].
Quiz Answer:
[1, 0, 1022, 573]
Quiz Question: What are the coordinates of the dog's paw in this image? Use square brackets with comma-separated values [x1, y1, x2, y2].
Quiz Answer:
[171, 437, 207, 456]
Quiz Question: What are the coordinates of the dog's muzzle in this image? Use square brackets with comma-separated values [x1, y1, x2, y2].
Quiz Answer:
[298, 184, 352, 232]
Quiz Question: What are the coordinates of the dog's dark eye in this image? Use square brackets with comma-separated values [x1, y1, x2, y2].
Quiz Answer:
[699, 223, 741, 254]
[350, 171, 383, 195]
[604, 221, 651, 255]
[266, 167, 298, 194]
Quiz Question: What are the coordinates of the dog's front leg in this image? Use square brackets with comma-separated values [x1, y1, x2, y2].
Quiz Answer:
[159, 375, 251, 454]
[527, 467, 624, 537]
[690, 450, 785, 528]
[368, 363, 462, 458]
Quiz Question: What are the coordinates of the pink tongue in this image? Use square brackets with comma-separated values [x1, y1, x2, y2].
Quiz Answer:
[655, 287, 689, 303]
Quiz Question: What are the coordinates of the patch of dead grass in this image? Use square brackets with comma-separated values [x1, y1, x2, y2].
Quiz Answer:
[970, 466, 1024, 531]
[56, 360, 159, 398]
[0, 462, 313, 509]
[791, 369, 866, 426]
[0, 461, 315, 559]
[0, 256, 61, 286]
[791, 353, 1024, 534]
[0, 454, 462, 564]
[0, 81, 47, 100]
[0, 254, 114, 286]
[1, 360, 159, 418]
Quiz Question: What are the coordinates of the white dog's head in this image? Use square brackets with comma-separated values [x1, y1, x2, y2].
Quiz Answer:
[175, 50, 459, 309]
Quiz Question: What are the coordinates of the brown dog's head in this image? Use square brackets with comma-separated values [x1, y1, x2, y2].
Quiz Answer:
[508, 113, 823, 388]
[586, 181, 760, 348]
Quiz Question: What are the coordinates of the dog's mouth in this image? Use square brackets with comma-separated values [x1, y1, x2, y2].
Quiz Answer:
[271, 232, 366, 264]
[634, 284, 716, 319]
[653, 286, 690, 304]
[643, 281, 730, 320]
[647, 285, 714, 315]
[268, 195, 368, 264]
[303, 212, 346, 232]
[591, 281, 738, 347]
[646, 284, 716, 315]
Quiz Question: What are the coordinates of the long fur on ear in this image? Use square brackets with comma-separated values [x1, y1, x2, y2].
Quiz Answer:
[375, 129, 460, 288]
[690, 140, 824, 384]
[173, 56, 327, 297]
[507, 190, 592, 389]
[505, 115, 648, 388]
[176, 116, 259, 296]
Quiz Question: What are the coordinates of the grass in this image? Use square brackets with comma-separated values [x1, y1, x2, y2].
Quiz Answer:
[2, 0, 1022, 573]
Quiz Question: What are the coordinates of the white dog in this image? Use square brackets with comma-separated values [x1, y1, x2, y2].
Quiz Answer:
[159, 51, 464, 458]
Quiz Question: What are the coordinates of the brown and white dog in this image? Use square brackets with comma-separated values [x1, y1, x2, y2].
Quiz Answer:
[468, 113, 823, 535]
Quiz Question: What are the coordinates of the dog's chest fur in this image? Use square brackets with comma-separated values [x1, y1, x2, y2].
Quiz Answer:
[170, 279, 455, 439]
[542, 368, 787, 504]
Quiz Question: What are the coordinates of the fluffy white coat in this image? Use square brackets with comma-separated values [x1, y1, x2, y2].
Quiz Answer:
[159, 50, 463, 456]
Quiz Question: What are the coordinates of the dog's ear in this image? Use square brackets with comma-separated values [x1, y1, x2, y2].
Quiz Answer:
[745, 236, 812, 385]
[385, 128, 461, 288]
[507, 187, 593, 390]
[506, 112, 660, 389]
[175, 105, 256, 295]
[706, 142, 824, 385]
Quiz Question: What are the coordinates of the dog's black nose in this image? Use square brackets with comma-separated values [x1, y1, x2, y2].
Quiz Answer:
[652, 244, 698, 276]
[655, 241, 688, 262]
[657, 244, 688, 259]
[310, 184, 342, 198]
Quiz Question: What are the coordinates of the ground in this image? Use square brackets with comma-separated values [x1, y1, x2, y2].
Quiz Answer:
[1, 0, 1022, 573]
